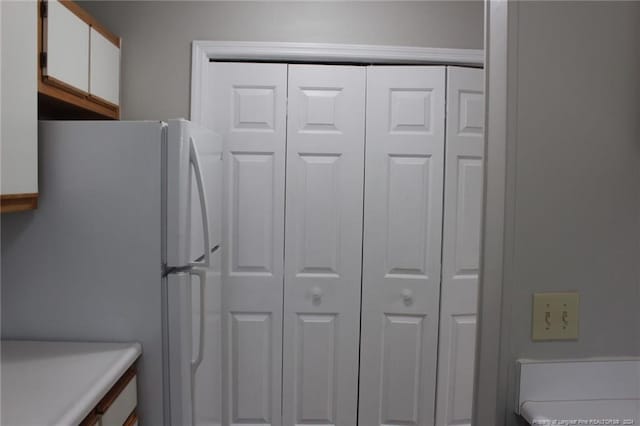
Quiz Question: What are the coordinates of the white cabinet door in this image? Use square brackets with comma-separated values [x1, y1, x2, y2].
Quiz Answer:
[89, 27, 120, 106]
[359, 66, 446, 426]
[1, 0, 37, 196]
[208, 62, 287, 426]
[45, 0, 89, 93]
[435, 66, 484, 426]
[283, 65, 366, 426]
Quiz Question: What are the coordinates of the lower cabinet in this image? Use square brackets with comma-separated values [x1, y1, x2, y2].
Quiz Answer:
[80, 367, 138, 426]
[207, 62, 484, 426]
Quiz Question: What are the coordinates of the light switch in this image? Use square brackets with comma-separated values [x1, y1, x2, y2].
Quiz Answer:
[532, 292, 579, 341]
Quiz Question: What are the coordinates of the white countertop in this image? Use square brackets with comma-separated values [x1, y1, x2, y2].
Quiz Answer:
[516, 358, 640, 425]
[1, 340, 141, 426]
[521, 399, 640, 425]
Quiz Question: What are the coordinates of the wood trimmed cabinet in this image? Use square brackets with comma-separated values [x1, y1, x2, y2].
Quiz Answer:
[38, 0, 121, 120]
[0, 1, 39, 213]
[80, 367, 139, 426]
[1, 0, 121, 213]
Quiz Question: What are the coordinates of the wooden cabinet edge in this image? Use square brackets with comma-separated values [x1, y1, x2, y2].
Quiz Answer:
[42, 75, 89, 98]
[79, 409, 100, 426]
[123, 410, 138, 426]
[39, 81, 119, 119]
[1, 194, 39, 213]
[95, 366, 136, 414]
[88, 93, 119, 112]
[78, 365, 138, 426]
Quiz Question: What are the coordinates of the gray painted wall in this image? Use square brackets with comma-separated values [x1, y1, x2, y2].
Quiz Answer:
[79, 1, 483, 120]
[503, 2, 640, 424]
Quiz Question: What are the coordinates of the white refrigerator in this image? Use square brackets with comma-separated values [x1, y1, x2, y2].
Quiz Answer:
[1, 120, 222, 425]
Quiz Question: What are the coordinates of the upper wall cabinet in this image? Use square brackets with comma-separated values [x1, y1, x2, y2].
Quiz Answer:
[89, 28, 120, 106]
[45, 0, 89, 93]
[1, 1, 39, 213]
[39, 0, 121, 119]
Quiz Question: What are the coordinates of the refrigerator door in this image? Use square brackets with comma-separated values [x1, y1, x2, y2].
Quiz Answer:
[191, 251, 223, 426]
[166, 272, 195, 426]
[167, 261, 220, 426]
[166, 119, 222, 268]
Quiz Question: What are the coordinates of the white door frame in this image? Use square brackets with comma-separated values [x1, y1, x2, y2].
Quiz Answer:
[189, 34, 512, 426]
[473, 1, 513, 425]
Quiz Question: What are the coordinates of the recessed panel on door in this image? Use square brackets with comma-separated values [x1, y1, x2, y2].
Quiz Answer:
[283, 64, 366, 426]
[435, 66, 484, 426]
[453, 158, 483, 275]
[385, 154, 432, 277]
[380, 314, 426, 426]
[296, 153, 341, 277]
[208, 62, 287, 426]
[359, 66, 446, 426]
[295, 314, 338, 424]
[229, 152, 275, 275]
[230, 313, 272, 424]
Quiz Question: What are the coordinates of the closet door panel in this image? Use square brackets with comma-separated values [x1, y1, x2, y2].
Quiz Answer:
[359, 66, 446, 426]
[229, 152, 276, 274]
[283, 65, 366, 426]
[208, 62, 287, 426]
[435, 66, 484, 426]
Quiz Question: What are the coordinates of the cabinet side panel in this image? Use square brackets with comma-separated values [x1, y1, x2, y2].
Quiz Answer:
[1, 1, 37, 195]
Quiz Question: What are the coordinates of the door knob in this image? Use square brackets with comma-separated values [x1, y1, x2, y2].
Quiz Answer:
[402, 289, 413, 305]
[311, 286, 323, 303]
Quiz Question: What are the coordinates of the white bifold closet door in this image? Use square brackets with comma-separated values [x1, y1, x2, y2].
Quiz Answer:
[359, 66, 446, 426]
[435, 66, 484, 426]
[208, 62, 287, 426]
[283, 65, 366, 426]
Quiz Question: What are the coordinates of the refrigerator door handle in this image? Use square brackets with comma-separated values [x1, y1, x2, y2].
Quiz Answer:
[189, 136, 211, 269]
[190, 267, 206, 373]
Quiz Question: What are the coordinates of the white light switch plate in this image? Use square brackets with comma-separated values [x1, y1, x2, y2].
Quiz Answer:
[532, 292, 579, 341]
